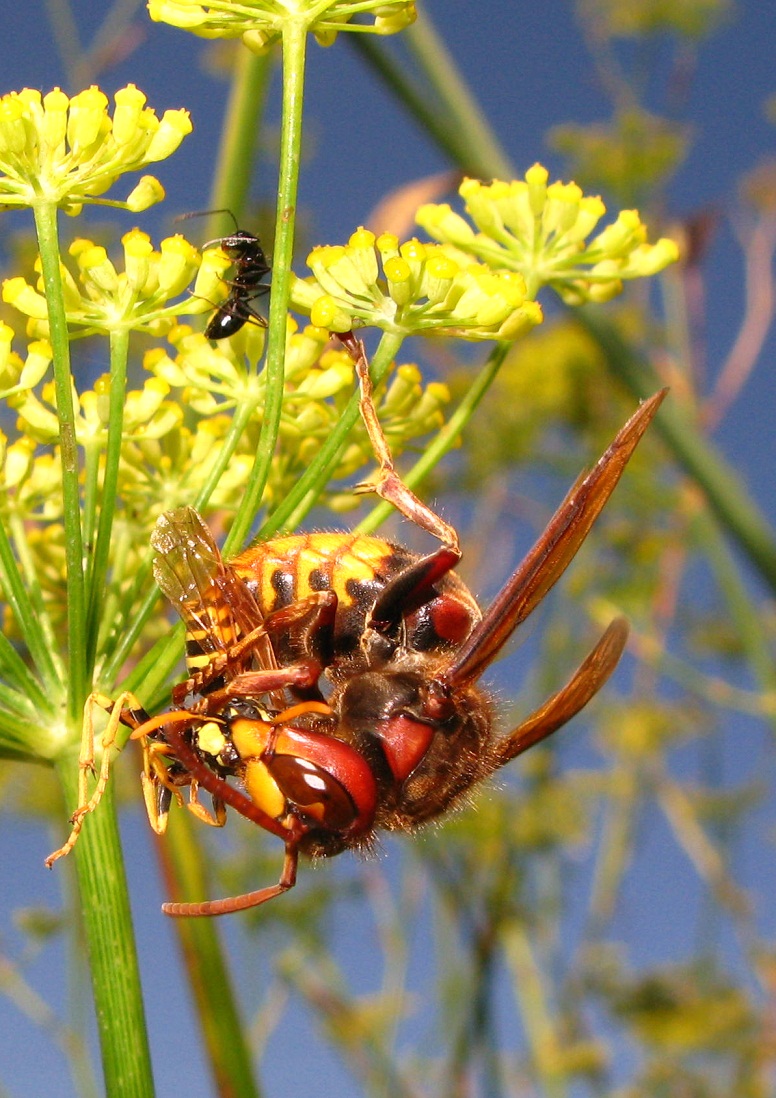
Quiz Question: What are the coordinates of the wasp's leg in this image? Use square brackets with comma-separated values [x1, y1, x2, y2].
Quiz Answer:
[185, 780, 228, 828]
[140, 738, 183, 835]
[176, 591, 337, 708]
[161, 834, 299, 918]
[193, 660, 329, 714]
[136, 727, 228, 833]
[173, 621, 272, 705]
[162, 720, 291, 840]
[45, 691, 148, 867]
[263, 590, 338, 667]
[339, 331, 460, 555]
[368, 545, 464, 635]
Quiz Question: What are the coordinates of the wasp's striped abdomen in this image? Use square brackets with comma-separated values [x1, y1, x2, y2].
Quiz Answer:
[232, 532, 480, 661]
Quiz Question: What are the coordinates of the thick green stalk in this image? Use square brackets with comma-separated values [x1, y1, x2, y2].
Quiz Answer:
[578, 307, 776, 596]
[132, 34, 301, 1098]
[55, 751, 155, 1098]
[227, 20, 308, 553]
[33, 202, 88, 722]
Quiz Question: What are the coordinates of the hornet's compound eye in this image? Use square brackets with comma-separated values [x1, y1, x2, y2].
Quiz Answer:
[269, 754, 357, 831]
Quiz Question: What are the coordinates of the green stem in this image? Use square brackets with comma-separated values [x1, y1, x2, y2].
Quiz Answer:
[208, 47, 274, 228]
[7, 510, 64, 682]
[501, 921, 568, 1098]
[193, 388, 261, 509]
[55, 752, 155, 1098]
[86, 327, 130, 670]
[101, 35, 276, 700]
[0, 676, 39, 722]
[157, 813, 264, 1098]
[33, 202, 87, 723]
[0, 512, 60, 702]
[0, 705, 50, 759]
[356, 342, 509, 535]
[226, 20, 309, 553]
[121, 621, 184, 710]
[259, 329, 406, 538]
[586, 768, 640, 931]
[694, 506, 776, 710]
[404, 14, 513, 177]
[101, 384, 261, 688]
[99, 557, 157, 686]
[579, 307, 776, 596]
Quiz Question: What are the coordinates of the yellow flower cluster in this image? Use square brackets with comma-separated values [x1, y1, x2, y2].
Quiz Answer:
[0, 311, 450, 633]
[417, 166, 679, 304]
[145, 318, 449, 501]
[0, 85, 191, 214]
[148, 0, 416, 51]
[3, 232, 203, 338]
[291, 228, 544, 342]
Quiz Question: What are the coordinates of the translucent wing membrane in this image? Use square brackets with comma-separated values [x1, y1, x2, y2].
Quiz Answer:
[152, 506, 271, 676]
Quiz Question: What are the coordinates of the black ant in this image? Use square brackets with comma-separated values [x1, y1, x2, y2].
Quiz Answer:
[179, 210, 271, 340]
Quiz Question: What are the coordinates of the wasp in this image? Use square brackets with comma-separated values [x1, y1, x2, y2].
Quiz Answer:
[46, 337, 665, 916]
[181, 210, 271, 339]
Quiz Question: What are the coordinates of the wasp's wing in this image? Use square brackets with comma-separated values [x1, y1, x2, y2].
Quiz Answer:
[489, 617, 628, 770]
[152, 507, 271, 677]
[444, 390, 666, 689]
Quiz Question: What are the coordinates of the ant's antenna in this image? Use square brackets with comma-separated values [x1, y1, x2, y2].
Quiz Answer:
[175, 208, 239, 231]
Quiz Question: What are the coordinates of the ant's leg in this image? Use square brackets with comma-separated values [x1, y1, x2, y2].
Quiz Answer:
[45, 691, 147, 866]
[339, 331, 460, 556]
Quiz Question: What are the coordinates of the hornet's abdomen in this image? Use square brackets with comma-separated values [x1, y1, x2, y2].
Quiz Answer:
[232, 532, 480, 662]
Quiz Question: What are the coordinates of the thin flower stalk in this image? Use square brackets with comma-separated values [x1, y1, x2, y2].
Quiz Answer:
[33, 200, 87, 724]
[224, 20, 307, 551]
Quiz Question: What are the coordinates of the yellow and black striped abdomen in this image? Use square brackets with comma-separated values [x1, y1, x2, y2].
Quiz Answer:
[232, 534, 409, 644]
[231, 532, 480, 662]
